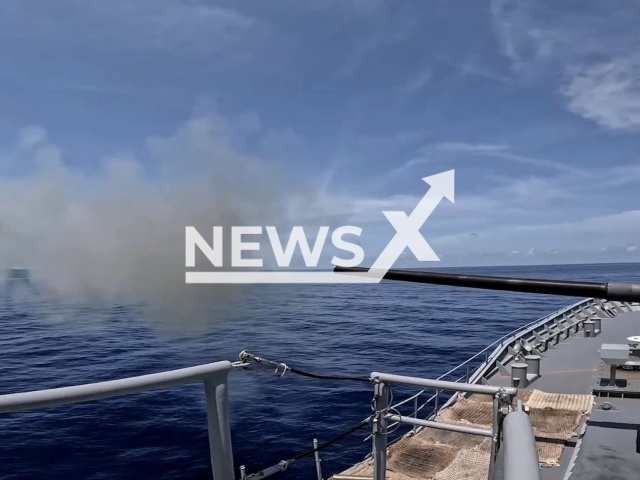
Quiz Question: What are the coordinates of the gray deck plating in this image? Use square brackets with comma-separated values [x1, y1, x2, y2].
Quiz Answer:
[487, 310, 640, 480]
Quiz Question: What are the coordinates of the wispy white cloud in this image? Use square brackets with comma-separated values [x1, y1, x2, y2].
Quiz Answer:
[387, 142, 584, 178]
[366, 160, 639, 265]
[492, 175, 576, 202]
[431, 142, 584, 174]
[431, 208, 640, 262]
[336, 3, 423, 77]
[338, 30, 409, 77]
[486, 163, 640, 207]
[388, 158, 427, 177]
[399, 69, 434, 97]
[435, 142, 511, 153]
[0, 0, 259, 55]
[437, 55, 512, 83]
[455, 59, 511, 83]
[491, 0, 640, 131]
[17, 125, 48, 149]
[562, 58, 640, 131]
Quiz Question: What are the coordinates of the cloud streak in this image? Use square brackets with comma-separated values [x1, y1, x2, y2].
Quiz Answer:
[399, 69, 434, 97]
[392, 142, 587, 175]
[0, 0, 259, 56]
[562, 58, 640, 131]
[491, 0, 640, 131]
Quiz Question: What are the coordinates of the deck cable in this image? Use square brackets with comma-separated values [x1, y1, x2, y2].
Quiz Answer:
[239, 350, 371, 383]
[243, 417, 371, 480]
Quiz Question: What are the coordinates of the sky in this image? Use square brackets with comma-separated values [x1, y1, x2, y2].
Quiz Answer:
[0, 0, 639, 284]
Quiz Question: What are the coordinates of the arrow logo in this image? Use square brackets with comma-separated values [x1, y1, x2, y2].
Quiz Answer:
[368, 169, 454, 276]
[186, 170, 454, 284]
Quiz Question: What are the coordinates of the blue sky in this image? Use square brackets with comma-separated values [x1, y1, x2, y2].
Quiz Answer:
[0, 0, 639, 273]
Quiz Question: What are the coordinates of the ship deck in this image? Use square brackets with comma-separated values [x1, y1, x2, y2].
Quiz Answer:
[489, 309, 640, 480]
[336, 300, 640, 480]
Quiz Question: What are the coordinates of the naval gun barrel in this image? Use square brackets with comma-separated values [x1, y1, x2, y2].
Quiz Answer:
[333, 266, 640, 303]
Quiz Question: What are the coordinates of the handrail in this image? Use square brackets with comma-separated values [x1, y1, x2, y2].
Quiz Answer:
[389, 298, 593, 412]
[387, 415, 493, 437]
[383, 298, 597, 462]
[372, 372, 517, 396]
[0, 360, 234, 413]
[370, 373, 516, 480]
[0, 360, 237, 480]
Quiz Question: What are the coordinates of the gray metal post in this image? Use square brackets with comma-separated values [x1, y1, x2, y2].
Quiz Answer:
[488, 393, 499, 480]
[511, 363, 528, 388]
[525, 355, 541, 379]
[204, 374, 234, 480]
[372, 382, 389, 480]
[584, 320, 595, 337]
[594, 317, 602, 334]
[313, 439, 323, 480]
[413, 395, 418, 431]
[609, 365, 617, 386]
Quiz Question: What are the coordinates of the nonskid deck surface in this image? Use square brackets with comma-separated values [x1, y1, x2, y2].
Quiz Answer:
[335, 301, 640, 480]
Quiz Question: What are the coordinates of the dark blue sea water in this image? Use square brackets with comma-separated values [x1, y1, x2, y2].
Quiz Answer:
[1, 263, 638, 480]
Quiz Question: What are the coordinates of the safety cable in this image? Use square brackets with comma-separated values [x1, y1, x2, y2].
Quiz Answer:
[292, 418, 370, 462]
[243, 418, 371, 480]
[287, 366, 371, 383]
[239, 351, 371, 383]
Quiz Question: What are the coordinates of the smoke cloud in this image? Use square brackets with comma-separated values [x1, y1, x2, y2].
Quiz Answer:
[0, 111, 290, 328]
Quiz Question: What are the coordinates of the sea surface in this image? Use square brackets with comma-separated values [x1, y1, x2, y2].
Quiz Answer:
[1, 263, 638, 480]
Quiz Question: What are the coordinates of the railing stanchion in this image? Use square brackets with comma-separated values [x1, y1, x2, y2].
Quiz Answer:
[413, 395, 418, 428]
[204, 374, 235, 480]
[313, 438, 323, 480]
[466, 364, 470, 383]
[372, 382, 389, 480]
[434, 389, 439, 415]
[488, 392, 501, 480]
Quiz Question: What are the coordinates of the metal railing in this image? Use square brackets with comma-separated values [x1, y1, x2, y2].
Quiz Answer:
[370, 372, 518, 480]
[370, 298, 599, 479]
[0, 360, 239, 480]
[388, 298, 596, 431]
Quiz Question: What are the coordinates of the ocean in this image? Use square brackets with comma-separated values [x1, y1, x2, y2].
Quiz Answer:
[1, 263, 638, 480]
